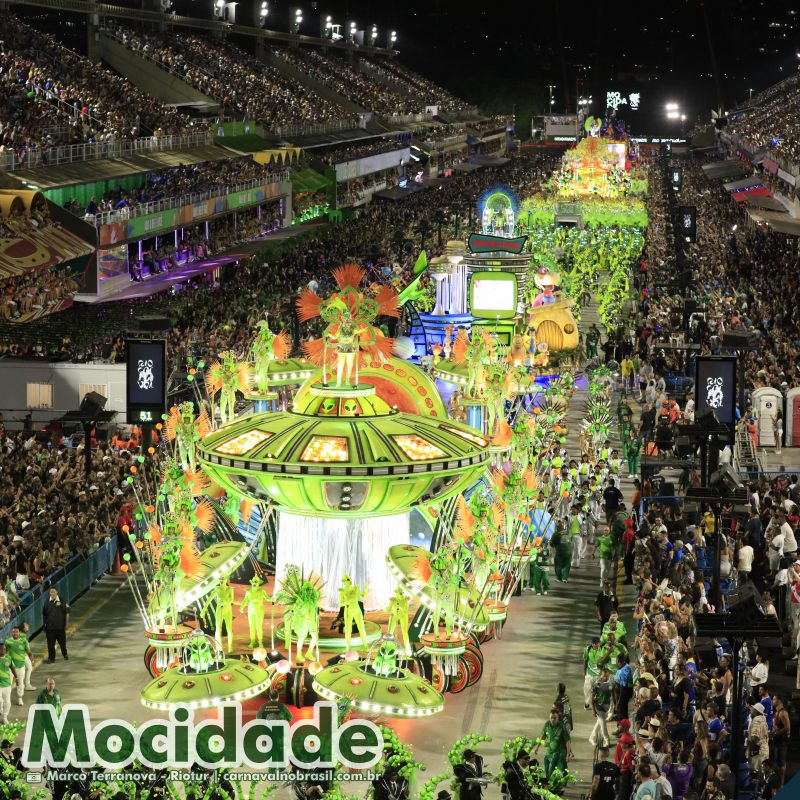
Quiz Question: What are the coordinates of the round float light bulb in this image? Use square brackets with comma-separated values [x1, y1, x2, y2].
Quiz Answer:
[275, 659, 292, 674]
[252, 646, 267, 662]
[343, 650, 359, 661]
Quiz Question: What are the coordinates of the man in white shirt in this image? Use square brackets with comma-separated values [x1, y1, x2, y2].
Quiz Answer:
[767, 527, 784, 573]
[738, 542, 754, 581]
[777, 512, 797, 557]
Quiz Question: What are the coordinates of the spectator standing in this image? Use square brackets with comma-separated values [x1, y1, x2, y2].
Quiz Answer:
[42, 587, 69, 663]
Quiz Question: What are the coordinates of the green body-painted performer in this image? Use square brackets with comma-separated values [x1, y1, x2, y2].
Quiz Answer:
[339, 574, 368, 651]
[386, 586, 411, 653]
[275, 566, 322, 662]
[201, 580, 235, 653]
[239, 575, 272, 648]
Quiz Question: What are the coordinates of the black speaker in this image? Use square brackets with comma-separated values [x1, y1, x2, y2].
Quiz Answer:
[695, 407, 720, 429]
[721, 331, 758, 349]
[661, 482, 675, 498]
[710, 464, 744, 497]
[684, 299, 698, 316]
[80, 391, 107, 417]
[727, 583, 765, 625]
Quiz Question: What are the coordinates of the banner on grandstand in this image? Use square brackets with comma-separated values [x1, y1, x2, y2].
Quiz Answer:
[334, 148, 411, 183]
[228, 183, 280, 210]
[777, 168, 796, 187]
[126, 209, 181, 240]
[98, 182, 288, 245]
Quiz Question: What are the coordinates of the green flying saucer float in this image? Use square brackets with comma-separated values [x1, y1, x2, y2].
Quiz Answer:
[196, 384, 491, 518]
[386, 544, 490, 632]
[312, 639, 445, 718]
[140, 631, 271, 710]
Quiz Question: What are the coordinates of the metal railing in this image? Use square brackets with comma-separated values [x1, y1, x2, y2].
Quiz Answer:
[0, 131, 214, 172]
[0, 537, 118, 641]
[93, 170, 290, 227]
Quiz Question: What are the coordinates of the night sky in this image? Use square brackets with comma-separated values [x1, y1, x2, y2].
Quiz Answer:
[17, 0, 800, 135]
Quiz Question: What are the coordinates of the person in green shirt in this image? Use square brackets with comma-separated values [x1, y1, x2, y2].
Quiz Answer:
[533, 709, 573, 783]
[600, 611, 628, 647]
[583, 636, 602, 709]
[6, 626, 33, 705]
[0, 643, 12, 724]
[596, 527, 615, 587]
[36, 677, 63, 716]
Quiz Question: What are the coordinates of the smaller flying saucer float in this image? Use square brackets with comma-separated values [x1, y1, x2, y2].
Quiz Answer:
[386, 545, 490, 632]
[312, 637, 444, 718]
[140, 631, 271, 710]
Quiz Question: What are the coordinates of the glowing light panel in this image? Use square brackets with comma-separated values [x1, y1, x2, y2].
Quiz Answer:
[300, 436, 349, 462]
[392, 435, 446, 461]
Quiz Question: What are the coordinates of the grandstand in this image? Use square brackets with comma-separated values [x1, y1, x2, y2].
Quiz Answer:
[0, 6, 499, 332]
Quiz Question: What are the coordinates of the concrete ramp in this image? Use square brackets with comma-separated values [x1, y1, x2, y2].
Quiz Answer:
[92, 31, 219, 109]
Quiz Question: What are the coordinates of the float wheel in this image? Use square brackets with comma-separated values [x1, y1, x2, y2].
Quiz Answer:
[449, 657, 470, 694]
[462, 648, 484, 687]
[144, 646, 160, 678]
[430, 664, 450, 694]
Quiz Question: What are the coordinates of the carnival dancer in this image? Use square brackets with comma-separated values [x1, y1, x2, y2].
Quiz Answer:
[454, 749, 487, 800]
[5, 626, 32, 705]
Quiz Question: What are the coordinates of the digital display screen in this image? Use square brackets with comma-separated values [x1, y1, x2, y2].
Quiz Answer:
[470, 272, 517, 319]
[126, 340, 167, 424]
[695, 356, 737, 425]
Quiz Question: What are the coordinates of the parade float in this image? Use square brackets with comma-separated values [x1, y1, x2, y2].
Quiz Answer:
[116, 246, 582, 716]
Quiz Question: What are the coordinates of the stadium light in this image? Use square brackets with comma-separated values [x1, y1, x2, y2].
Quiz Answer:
[390, 30, 397, 46]
[259, 1, 268, 18]
[665, 102, 679, 111]
[370, 24, 378, 45]
[348, 20, 357, 42]
[291, 7, 303, 33]
[666, 111, 679, 119]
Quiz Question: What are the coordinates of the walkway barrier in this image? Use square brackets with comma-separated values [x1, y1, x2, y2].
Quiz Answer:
[0, 131, 214, 172]
[0, 538, 118, 641]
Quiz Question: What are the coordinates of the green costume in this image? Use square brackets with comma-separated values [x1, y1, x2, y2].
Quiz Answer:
[238, 575, 272, 648]
[552, 530, 573, 582]
[202, 581, 235, 653]
[586, 326, 600, 358]
[529, 546, 550, 595]
[386, 586, 411, 653]
[624, 436, 641, 477]
[339, 575, 368, 652]
[539, 718, 571, 782]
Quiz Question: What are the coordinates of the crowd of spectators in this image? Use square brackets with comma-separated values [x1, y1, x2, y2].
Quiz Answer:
[728, 73, 800, 165]
[0, 16, 198, 159]
[579, 149, 799, 800]
[363, 57, 470, 113]
[109, 27, 354, 130]
[273, 47, 413, 116]
[0, 270, 79, 321]
[0, 424, 136, 625]
[0, 153, 559, 364]
[315, 137, 406, 165]
[636, 157, 800, 395]
[62, 156, 280, 222]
